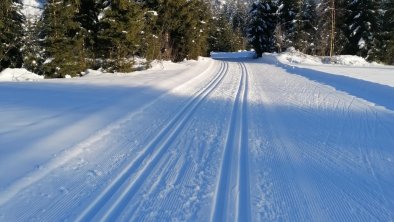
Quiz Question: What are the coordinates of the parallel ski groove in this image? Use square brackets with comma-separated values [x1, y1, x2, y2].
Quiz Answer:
[211, 62, 249, 222]
[0, 59, 217, 209]
[76, 61, 228, 222]
[237, 62, 251, 222]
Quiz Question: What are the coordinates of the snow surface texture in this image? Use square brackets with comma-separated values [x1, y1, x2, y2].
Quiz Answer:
[0, 54, 394, 221]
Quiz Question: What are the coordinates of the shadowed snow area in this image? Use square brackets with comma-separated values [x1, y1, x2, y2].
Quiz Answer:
[0, 56, 393, 221]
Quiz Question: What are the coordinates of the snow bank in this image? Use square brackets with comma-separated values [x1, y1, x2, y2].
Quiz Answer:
[0, 68, 43, 82]
[263, 48, 394, 88]
[326, 55, 372, 66]
[210, 51, 257, 59]
[276, 48, 322, 65]
[277, 47, 377, 66]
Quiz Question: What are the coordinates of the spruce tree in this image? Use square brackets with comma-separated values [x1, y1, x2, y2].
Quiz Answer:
[144, 0, 210, 62]
[0, 0, 24, 71]
[183, 0, 210, 60]
[208, 13, 239, 52]
[23, 18, 43, 74]
[96, 0, 145, 72]
[140, 10, 161, 62]
[41, 0, 86, 78]
[315, 0, 332, 56]
[295, 0, 317, 54]
[76, 0, 101, 67]
[380, 0, 394, 64]
[247, 0, 278, 56]
[343, 0, 381, 60]
[168, 0, 209, 61]
[314, 0, 347, 56]
[277, 0, 299, 51]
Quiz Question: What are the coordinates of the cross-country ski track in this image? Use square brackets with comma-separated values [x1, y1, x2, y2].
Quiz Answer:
[0, 56, 394, 221]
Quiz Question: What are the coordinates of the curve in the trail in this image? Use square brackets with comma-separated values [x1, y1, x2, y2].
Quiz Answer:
[76, 61, 229, 222]
[211, 62, 250, 222]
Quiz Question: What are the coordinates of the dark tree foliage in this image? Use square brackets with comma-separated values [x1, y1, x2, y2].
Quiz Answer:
[247, 0, 278, 56]
[2, 0, 393, 76]
[206, 1, 247, 53]
[342, 0, 380, 60]
[277, 0, 299, 51]
[145, 0, 211, 62]
[0, 0, 24, 71]
[379, 0, 394, 64]
[23, 18, 44, 74]
[95, 0, 144, 72]
[208, 13, 240, 52]
[40, 0, 86, 78]
[75, 0, 101, 62]
[295, 0, 317, 54]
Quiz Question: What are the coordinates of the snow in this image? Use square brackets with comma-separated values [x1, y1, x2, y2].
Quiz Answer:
[274, 48, 394, 88]
[358, 37, 366, 49]
[277, 47, 376, 66]
[0, 54, 394, 221]
[0, 68, 44, 82]
[146, 10, 158, 16]
[22, 0, 44, 21]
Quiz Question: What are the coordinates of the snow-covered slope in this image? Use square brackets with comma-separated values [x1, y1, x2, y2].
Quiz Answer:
[0, 56, 393, 221]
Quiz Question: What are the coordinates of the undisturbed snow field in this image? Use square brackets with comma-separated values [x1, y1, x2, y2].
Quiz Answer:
[0, 54, 394, 221]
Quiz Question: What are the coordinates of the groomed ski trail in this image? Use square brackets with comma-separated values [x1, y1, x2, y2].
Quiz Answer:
[211, 62, 251, 222]
[76, 61, 229, 221]
[0, 57, 393, 222]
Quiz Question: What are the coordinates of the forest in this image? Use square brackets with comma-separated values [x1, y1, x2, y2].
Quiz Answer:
[1, 0, 393, 78]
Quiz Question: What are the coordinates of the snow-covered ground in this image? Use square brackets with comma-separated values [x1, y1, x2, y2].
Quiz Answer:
[0, 53, 393, 221]
[0, 68, 44, 82]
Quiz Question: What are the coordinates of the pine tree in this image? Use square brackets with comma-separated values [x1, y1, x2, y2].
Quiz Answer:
[41, 0, 86, 78]
[23, 18, 43, 74]
[315, 0, 332, 56]
[314, 0, 347, 56]
[277, 0, 299, 51]
[0, 0, 24, 71]
[247, 0, 278, 56]
[343, 0, 381, 60]
[380, 0, 394, 64]
[75, 0, 101, 66]
[96, 0, 145, 72]
[183, 0, 210, 60]
[208, 13, 239, 52]
[144, 0, 210, 62]
[139, 10, 161, 62]
[295, 0, 317, 54]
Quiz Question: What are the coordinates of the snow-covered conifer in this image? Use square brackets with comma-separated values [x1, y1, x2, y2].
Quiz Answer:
[0, 0, 24, 71]
[343, 0, 381, 60]
[247, 0, 278, 56]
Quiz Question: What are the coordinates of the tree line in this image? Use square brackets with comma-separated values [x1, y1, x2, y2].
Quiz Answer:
[1, 0, 393, 78]
[1, 0, 217, 77]
[247, 0, 394, 64]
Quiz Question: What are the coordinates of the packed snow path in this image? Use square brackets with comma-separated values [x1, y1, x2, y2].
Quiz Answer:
[0, 57, 394, 221]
